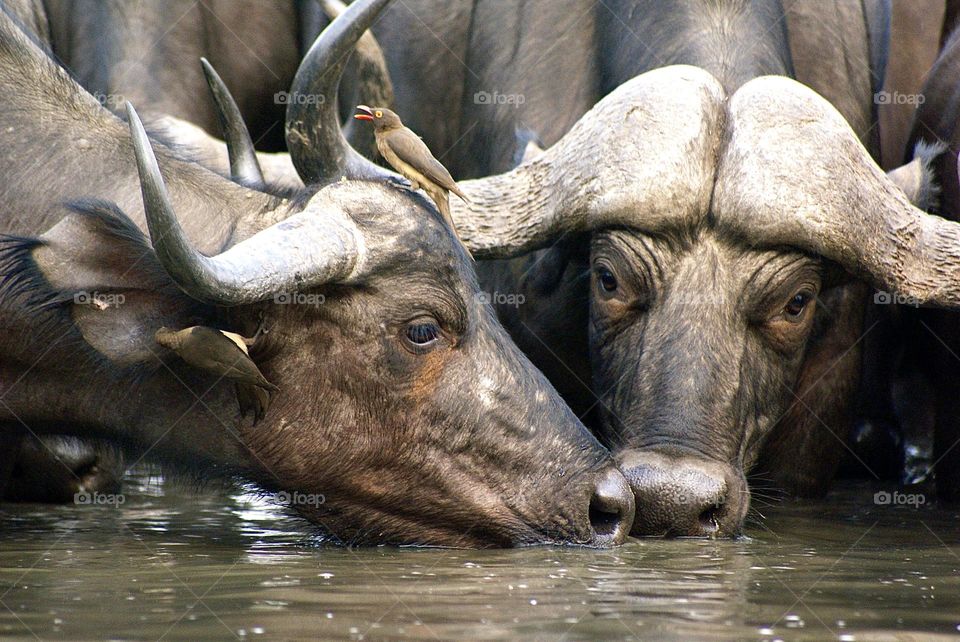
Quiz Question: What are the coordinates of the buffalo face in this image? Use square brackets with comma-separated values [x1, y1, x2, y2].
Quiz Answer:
[224, 185, 634, 546]
[588, 230, 830, 536]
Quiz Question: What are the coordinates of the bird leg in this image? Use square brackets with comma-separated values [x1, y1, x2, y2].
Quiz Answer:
[429, 189, 473, 261]
[246, 311, 270, 347]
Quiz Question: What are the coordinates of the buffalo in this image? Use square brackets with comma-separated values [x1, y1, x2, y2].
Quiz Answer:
[355, 0, 960, 536]
[0, 0, 641, 547]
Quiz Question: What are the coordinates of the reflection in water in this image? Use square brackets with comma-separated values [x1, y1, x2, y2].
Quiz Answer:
[1, 474, 958, 640]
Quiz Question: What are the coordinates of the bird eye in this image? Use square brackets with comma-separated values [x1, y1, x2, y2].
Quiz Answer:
[402, 318, 443, 354]
[784, 291, 812, 319]
[375, 110, 383, 118]
[596, 267, 618, 294]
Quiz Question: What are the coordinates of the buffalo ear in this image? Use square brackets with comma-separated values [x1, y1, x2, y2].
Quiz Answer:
[32, 200, 206, 366]
[886, 141, 944, 212]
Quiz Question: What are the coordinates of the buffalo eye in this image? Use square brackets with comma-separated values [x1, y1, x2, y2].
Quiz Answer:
[597, 267, 618, 293]
[784, 291, 812, 320]
[402, 318, 443, 354]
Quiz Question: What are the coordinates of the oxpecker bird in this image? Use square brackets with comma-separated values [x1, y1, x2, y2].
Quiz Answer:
[155, 326, 278, 423]
[354, 105, 470, 255]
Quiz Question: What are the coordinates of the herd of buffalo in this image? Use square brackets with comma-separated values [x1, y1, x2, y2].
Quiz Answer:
[2, 0, 960, 547]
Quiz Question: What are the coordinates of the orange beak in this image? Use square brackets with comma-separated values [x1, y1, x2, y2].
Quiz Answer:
[354, 105, 374, 121]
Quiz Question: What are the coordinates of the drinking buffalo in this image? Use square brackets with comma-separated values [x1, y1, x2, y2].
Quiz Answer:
[0, 1, 637, 547]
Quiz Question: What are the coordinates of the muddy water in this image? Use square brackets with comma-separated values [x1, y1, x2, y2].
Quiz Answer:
[0, 474, 958, 641]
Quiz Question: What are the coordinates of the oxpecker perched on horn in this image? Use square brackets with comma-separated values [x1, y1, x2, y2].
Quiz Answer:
[354, 105, 471, 256]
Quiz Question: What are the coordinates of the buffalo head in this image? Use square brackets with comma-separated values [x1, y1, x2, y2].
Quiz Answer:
[0, 0, 636, 547]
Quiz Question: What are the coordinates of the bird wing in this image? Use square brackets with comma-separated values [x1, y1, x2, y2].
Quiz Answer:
[219, 330, 251, 355]
[186, 327, 278, 391]
[384, 128, 462, 194]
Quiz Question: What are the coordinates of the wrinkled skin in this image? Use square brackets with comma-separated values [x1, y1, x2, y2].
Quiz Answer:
[225, 213, 622, 544]
[0, 186, 630, 546]
[586, 229, 866, 533]
[0, 4, 633, 546]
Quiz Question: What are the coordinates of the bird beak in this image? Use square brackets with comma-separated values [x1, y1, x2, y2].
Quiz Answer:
[354, 105, 374, 121]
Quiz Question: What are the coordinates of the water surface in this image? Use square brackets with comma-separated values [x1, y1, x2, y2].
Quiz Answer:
[1, 475, 958, 640]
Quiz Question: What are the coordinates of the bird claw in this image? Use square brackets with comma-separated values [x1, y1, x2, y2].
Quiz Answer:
[388, 176, 415, 191]
[236, 382, 271, 425]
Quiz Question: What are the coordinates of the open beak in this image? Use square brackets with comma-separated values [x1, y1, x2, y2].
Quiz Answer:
[354, 105, 374, 121]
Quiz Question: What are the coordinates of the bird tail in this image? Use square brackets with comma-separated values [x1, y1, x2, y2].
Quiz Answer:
[258, 376, 280, 393]
[450, 184, 471, 204]
[236, 382, 271, 424]
[437, 193, 474, 261]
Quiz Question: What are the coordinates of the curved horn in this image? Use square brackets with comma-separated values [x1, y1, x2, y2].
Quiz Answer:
[320, 0, 395, 160]
[126, 102, 361, 305]
[200, 57, 265, 187]
[450, 66, 728, 259]
[715, 76, 960, 308]
[286, 0, 394, 183]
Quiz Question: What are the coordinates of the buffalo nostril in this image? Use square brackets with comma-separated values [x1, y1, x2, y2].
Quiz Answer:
[697, 504, 723, 535]
[588, 502, 620, 537]
[588, 467, 635, 546]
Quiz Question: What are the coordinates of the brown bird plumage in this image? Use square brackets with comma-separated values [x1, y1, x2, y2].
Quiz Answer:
[354, 105, 471, 256]
[155, 325, 277, 423]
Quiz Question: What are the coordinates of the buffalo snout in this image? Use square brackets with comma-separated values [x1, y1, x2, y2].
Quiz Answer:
[618, 449, 746, 537]
[587, 466, 636, 545]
